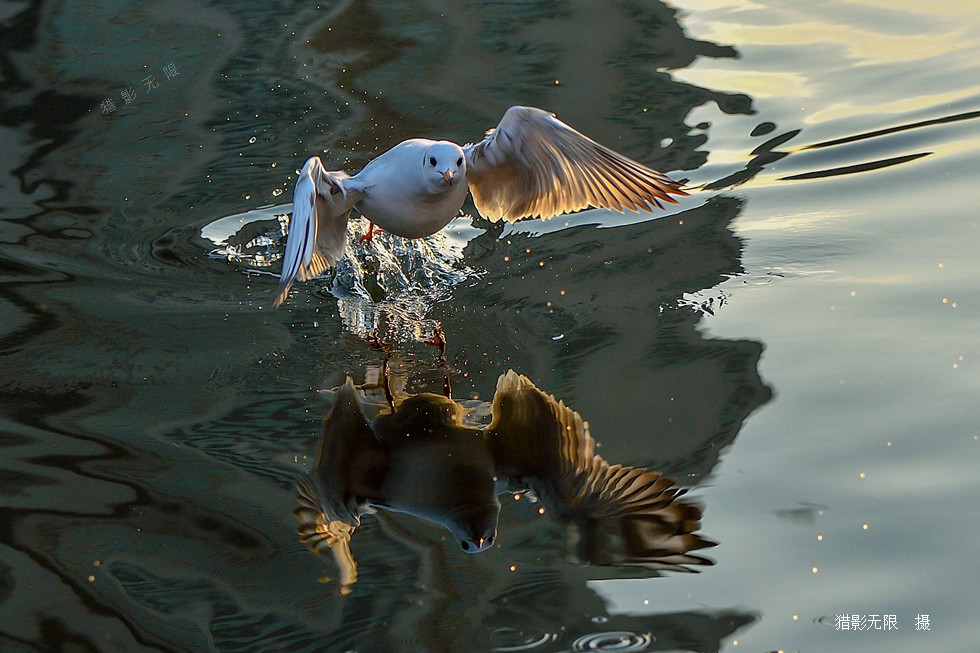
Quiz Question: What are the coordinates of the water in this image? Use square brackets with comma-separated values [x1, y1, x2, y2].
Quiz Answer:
[1, 1, 978, 651]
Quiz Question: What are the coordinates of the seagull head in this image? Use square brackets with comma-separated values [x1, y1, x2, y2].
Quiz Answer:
[422, 141, 466, 190]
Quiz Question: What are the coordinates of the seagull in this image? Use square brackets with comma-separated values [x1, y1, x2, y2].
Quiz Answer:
[295, 366, 713, 594]
[274, 105, 688, 306]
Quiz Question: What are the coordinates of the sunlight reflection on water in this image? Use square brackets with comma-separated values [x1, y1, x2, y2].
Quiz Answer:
[0, 0, 978, 651]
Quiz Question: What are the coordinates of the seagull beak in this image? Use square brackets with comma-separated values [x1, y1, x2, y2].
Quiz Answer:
[441, 169, 455, 185]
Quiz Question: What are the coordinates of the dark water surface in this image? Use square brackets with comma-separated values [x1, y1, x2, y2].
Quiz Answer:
[1, 1, 978, 652]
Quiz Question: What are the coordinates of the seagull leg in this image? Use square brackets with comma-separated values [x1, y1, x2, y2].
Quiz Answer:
[381, 355, 395, 410]
[424, 325, 447, 359]
[358, 220, 383, 244]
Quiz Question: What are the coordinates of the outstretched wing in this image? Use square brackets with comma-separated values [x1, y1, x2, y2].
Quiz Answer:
[293, 377, 385, 594]
[463, 106, 688, 223]
[273, 157, 359, 307]
[487, 370, 714, 571]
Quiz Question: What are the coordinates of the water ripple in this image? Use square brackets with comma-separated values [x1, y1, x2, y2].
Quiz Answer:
[570, 631, 654, 651]
[491, 627, 559, 651]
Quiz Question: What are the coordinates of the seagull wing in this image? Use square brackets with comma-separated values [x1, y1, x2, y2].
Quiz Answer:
[488, 370, 687, 521]
[274, 157, 360, 307]
[487, 370, 714, 570]
[463, 106, 688, 223]
[487, 369, 594, 490]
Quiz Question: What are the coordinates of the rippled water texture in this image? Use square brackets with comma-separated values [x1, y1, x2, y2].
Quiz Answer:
[1, 1, 978, 652]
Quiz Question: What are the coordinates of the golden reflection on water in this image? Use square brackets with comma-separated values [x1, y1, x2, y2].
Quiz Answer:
[845, 0, 977, 15]
[670, 0, 979, 120]
[807, 89, 980, 124]
[672, 67, 813, 101]
[688, 21, 963, 66]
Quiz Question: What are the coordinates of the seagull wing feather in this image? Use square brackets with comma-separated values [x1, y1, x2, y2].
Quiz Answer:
[464, 106, 688, 222]
[273, 157, 359, 307]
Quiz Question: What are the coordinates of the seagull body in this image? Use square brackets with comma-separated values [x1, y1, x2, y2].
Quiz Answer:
[351, 139, 470, 238]
[275, 106, 687, 306]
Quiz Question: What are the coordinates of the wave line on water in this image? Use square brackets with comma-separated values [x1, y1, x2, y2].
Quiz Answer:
[798, 109, 980, 151]
[778, 151, 932, 181]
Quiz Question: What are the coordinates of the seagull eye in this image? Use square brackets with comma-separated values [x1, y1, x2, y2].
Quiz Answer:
[429, 156, 437, 167]
[456, 157, 463, 166]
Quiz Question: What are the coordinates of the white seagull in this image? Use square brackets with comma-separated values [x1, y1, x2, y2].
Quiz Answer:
[274, 105, 687, 307]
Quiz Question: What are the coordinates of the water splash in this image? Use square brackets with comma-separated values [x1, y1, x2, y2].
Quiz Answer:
[202, 204, 481, 340]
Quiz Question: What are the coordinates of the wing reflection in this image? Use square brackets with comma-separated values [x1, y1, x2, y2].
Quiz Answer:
[295, 368, 714, 594]
[488, 370, 715, 572]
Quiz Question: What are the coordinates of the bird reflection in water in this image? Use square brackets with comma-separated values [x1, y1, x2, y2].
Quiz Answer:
[295, 367, 715, 595]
